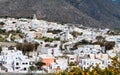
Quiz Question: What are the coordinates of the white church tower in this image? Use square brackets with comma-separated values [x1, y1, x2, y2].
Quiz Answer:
[33, 14, 37, 20]
[31, 14, 39, 29]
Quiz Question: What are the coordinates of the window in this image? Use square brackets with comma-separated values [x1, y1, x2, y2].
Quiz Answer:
[45, 44, 50, 47]
[24, 68, 26, 71]
[54, 44, 57, 47]
[87, 63, 89, 65]
[16, 62, 19, 65]
[40, 42, 43, 44]
[108, 61, 110, 64]
[80, 61, 82, 63]
[92, 63, 94, 65]
[57, 66, 60, 68]
[29, 62, 32, 65]
[84, 62, 86, 65]
[102, 61, 104, 64]
[16, 67, 19, 69]
[70, 58, 74, 60]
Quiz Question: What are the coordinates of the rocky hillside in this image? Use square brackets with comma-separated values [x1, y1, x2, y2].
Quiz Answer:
[112, 0, 120, 5]
[0, 0, 120, 29]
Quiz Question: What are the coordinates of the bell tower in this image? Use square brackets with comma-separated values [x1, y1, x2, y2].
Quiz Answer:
[33, 14, 37, 20]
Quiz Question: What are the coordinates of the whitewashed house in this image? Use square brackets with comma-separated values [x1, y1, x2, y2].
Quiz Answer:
[49, 57, 68, 72]
[0, 47, 32, 72]
[67, 54, 78, 64]
[79, 58, 111, 70]
[37, 41, 62, 57]
[25, 31, 36, 42]
[82, 30, 95, 41]
[105, 35, 120, 44]
[60, 30, 73, 41]
[74, 45, 102, 55]
[30, 14, 40, 29]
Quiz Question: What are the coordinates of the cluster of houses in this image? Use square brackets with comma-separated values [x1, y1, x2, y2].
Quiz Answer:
[0, 47, 32, 72]
[0, 15, 120, 73]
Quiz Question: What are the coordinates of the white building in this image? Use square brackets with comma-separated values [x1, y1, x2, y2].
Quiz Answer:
[67, 54, 78, 64]
[74, 45, 102, 55]
[82, 30, 99, 41]
[31, 14, 40, 29]
[50, 57, 68, 72]
[105, 35, 120, 44]
[0, 47, 32, 72]
[37, 41, 62, 57]
[79, 58, 111, 70]
[60, 30, 73, 41]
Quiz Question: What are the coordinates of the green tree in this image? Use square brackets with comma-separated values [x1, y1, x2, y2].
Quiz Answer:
[68, 62, 76, 66]
[16, 43, 36, 55]
[71, 31, 82, 37]
[96, 36, 104, 43]
[45, 38, 53, 42]
[35, 62, 46, 70]
[0, 22, 5, 25]
[0, 29, 5, 34]
[105, 42, 115, 50]
[81, 39, 90, 44]
[47, 30, 62, 34]
[28, 66, 37, 75]
[57, 55, 120, 75]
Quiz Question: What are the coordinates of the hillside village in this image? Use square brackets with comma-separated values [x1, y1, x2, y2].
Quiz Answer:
[0, 15, 120, 74]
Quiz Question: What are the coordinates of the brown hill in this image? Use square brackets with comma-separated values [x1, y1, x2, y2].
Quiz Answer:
[0, 0, 120, 29]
